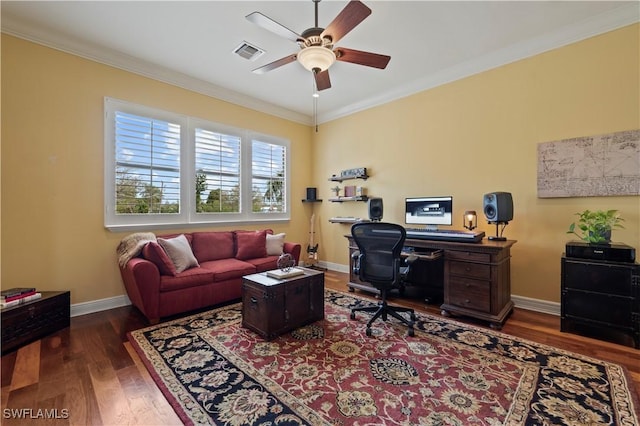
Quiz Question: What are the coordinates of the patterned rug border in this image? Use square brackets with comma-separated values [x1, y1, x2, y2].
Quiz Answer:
[128, 289, 640, 425]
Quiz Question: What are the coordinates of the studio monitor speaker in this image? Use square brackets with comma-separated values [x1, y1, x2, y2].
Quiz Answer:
[483, 192, 513, 223]
[368, 198, 383, 221]
[306, 187, 317, 201]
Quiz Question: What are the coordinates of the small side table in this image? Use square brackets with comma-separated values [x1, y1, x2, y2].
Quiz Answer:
[1, 291, 70, 355]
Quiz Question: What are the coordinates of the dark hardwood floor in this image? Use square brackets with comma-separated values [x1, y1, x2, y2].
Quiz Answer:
[2, 270, 639, 425]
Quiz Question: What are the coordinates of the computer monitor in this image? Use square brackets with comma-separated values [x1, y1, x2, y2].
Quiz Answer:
[405, 196, 453, 229]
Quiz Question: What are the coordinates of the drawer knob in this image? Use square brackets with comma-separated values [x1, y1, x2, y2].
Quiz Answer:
[250, 297, 258, 304]
[465, 299, 470, 304]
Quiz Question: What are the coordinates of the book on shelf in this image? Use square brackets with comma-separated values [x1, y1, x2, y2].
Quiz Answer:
[1, 292, 42, 309]
[266, 268, 305, 279]
[1, 287, 37, 300]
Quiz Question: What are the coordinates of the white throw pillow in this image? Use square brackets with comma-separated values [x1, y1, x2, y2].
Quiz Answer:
[266, 233, 286, 256]
[157, 234, 199, 273]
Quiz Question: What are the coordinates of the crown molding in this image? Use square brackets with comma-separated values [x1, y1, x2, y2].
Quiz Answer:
[1, 16, 312, 126]
[3, 3, 637, 127]
[317, 3, 640, 124]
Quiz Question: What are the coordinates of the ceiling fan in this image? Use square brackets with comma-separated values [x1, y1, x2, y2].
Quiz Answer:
[246, 0, 390, 91]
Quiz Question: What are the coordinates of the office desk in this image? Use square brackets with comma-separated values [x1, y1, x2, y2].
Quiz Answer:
[346, 236, 516, 329]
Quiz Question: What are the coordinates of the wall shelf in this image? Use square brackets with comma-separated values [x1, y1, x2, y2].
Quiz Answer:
[329, 167, 368, 182]
[329, 173, 368, 182]
[329, 217, 369, 224]
[328, 196, 369, 203]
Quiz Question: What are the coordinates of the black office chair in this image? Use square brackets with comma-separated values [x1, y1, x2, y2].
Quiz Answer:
[350, 222, 417, 337]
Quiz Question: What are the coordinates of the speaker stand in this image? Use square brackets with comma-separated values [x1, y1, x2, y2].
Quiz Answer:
[488, 221, 507, 241]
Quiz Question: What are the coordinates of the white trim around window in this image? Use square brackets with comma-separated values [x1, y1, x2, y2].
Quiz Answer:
[104, 97, 291, 232]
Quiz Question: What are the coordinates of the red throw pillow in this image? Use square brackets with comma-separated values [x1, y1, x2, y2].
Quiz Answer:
[191, 232, 234, 262]
[235, 230, 267, 260]
[142, 242, 177, 276]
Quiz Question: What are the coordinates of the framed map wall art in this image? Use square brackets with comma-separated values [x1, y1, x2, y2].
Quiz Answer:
[537, 129, 640, 198]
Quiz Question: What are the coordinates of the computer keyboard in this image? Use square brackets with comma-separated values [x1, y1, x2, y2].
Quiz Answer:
[405, 228, 485, 243]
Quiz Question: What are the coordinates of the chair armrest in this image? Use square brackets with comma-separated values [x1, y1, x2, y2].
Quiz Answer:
[400, 254, 418, 280]
[352, 251, 363, 276]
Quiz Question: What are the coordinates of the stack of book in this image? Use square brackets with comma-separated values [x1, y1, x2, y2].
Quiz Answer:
[1, 287, 41, 309]
[266, 267, 305, 279]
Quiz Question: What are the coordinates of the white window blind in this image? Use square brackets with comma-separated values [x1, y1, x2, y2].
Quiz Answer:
[104, 98, 291, 231]
[114, 112, 181, 214]
[195, 128, 241, 213]
[252, 140, 286, 213]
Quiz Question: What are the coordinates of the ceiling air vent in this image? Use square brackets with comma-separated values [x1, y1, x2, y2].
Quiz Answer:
[233, 41, 265, 61]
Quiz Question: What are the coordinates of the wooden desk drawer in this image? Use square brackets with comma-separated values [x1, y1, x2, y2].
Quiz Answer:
[447, 251, 491, 263]
[449, 261, 491, 280]
[449, 278, 490, 312]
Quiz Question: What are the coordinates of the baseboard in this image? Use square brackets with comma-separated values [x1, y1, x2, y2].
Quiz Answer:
[71, 266, 560, 318]
[319, 260, 349, 274]
[71, 294, 131, 317]
[321, 262, 561, 317]
[511, 295, 560, 316]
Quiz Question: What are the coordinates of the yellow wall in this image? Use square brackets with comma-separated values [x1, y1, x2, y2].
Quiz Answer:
[1, 35, 313, 304]
[2, 24, 639, 307]
[311, 24, 639, 302]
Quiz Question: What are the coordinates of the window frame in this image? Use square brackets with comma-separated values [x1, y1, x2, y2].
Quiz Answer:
[104, 97, 291, 232]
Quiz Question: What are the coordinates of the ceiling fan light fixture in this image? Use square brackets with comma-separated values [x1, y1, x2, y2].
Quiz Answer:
[297, 46, 336, 72]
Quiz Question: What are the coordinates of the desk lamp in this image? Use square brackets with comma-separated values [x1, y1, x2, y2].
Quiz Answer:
[463, 211, 477, 231]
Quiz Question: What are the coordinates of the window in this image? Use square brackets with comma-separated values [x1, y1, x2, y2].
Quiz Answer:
[252, 139, 286, 214]
[114, 112, 181, 215]
[194, 127, 241, 214]
[105, 98, 290, 230]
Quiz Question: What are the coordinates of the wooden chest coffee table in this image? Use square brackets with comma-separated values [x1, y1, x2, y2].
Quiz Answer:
[242, 268, 324, 339]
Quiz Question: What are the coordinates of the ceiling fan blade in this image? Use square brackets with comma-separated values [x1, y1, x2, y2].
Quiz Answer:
[335, 48, 390, 69]
[321, 0, 371, 45]
[246, 12, 302, 42]
[314, 69, 331, 91]
[252, 54, 298, 74]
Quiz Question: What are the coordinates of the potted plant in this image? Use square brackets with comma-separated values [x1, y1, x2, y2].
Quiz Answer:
[567, 209, 624, 244]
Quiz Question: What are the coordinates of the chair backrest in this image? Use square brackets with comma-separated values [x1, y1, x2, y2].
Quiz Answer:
[351, 222, 406, 287]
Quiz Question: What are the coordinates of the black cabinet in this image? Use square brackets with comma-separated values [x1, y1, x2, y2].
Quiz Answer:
[561, 255, 639, 348]
[1, 291, 70, 355]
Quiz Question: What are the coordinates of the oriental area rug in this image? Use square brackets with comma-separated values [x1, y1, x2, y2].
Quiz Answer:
[128, 290, 639, 425]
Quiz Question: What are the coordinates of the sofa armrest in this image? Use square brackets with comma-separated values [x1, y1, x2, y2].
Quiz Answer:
[284, 242, 302, 265]
[119, 257, 161, 323]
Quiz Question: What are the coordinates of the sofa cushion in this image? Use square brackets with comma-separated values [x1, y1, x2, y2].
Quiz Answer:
[235, 230, 267, 260]
[158, 233, 193, 245]
[157, 234, 199, 273]
[245, 255, 280, 273]
[159, 267, 215, 292]
[266, 233, 286, 255]
[199, 258, 256, 281]
[142, 242, 177, 276]
[191, 232, 235, 262]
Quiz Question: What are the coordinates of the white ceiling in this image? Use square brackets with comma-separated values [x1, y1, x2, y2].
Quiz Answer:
[2, 1, 638, 125]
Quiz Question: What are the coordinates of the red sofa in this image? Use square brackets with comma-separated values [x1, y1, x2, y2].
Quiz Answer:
[119, 230, 301, 323]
